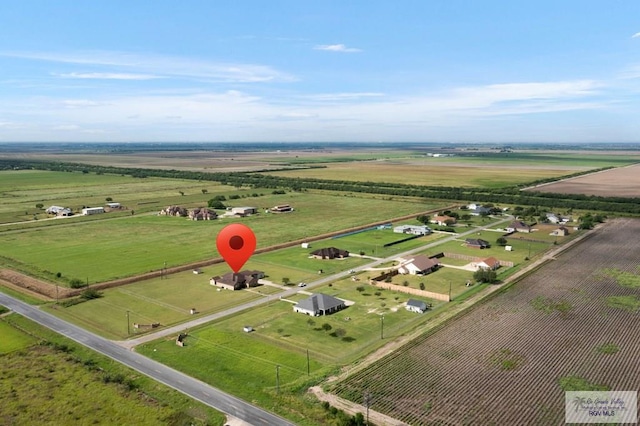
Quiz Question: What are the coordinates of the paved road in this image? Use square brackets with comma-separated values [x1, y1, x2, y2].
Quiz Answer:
[0, 292, 295, 426]
[122, 216, 513, 348]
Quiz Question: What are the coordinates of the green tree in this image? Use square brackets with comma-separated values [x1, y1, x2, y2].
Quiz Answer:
[419, 282, 425, 290]
[496, 237, 508, 246]
[35, 203, 44, 209]
[282, 277, 291, 285]
[105, 197, 113, 202]
[473, 269, 498, 284]
[322, 323, 332, 332]
[201, 189, 208, 194]
[207, 198, 226, 209]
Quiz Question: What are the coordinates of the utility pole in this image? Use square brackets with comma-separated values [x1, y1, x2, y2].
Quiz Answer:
[380, 315, 384, 339]
[126, 310, 130, 335]
[276, 365, 280, 394]
[363, 390, 372, 425]
[449, 281, 452, 301]
[307, 349, 310, 376]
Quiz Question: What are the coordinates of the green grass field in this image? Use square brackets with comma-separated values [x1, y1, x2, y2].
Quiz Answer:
[0, 189, 439, 284]
[0, 169, 235, 224]
[0, 314, 225, 425]
[0, 320, 36, 353]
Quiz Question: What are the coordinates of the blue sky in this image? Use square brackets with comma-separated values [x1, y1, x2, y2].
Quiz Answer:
[1, 1, 640, 143]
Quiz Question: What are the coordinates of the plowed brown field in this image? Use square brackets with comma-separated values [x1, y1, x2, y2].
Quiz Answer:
[332, 218, 640, 425]
[527, 163, 640, 197]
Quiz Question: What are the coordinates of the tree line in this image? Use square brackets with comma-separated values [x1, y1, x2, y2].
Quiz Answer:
[2, 159, 640, 215]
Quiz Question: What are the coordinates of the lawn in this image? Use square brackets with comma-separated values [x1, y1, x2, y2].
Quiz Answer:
[327, 226, 445, 257]
[43, 268, 268, 339]
[0, 320, 36, 354]
[0, 191, 439, 284]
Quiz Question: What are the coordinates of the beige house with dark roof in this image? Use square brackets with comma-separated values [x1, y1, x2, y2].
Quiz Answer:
[398, 255, 441, 275]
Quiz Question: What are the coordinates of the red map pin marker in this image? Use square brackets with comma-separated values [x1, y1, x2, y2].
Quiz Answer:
[216, 223, 257, 273]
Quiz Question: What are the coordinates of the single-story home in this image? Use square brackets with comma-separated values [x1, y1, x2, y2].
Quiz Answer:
[393, 225, 432, 235]
[210, 270, 264, 290]
[231, 207, 257, 216]
[188, 207, 217, 221]
[476, 257, 500, 270]
[465, 238, 491, 249]
[311, 247, 349, 260]
[293, 293, 346, 316]
[469, 206, 492, 216]
[505, 220, 532, 233]
[398, 255, 440, 275]
[106, 202, 121, 209]
[406, 299, 428, 314]
[431, 215, 457, 226]
[82, 207, 105, 215]
[550, 226, 569, 237]
[270, 204, 293, 213]
[46, 205, 73, 216]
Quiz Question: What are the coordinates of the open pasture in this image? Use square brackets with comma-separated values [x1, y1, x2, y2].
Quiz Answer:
[383, 266, 481, 299]
[328, 226, 444, 257]
[0, 319, 36, 353]
[331, 218, 640, 425]
[0, 191, 438, 284]
[0, 169, 234, 224]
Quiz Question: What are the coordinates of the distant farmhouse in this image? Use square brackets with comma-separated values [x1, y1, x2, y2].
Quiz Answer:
[506, 220, 532, 233]
[311, 247, 349, 260]
[545, 213, 570, 224]
[159, 206, 188, 217]
[431, 215, 457, 226]
[270, 204, 293, 213]
[467, 204, 492, 216]
[46, 205, 73, 216]
[465, 238, 491, 249]
[210, 270, 264, 291]
[406, 299, 428, 314]
[293, 293, 346, 316]
[231, 207, 258, 216]
[398, 255, 441, 275]
[82, 207, 104, 215]
[188, 207, 217, 221]
[393, 225, 432, 235]
[550, 226, 570, 237]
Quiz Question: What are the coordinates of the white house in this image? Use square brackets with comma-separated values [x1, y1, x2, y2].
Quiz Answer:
[393, 225, 432, 236]
[82, 207, 105, 215]
[106, 202, 121, 209]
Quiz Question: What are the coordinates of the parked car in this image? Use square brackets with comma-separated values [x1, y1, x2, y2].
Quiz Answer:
[298, 282, 307, 287]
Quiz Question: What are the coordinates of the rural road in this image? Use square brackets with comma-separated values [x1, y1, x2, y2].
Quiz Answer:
[121, 215, 514, 348]
[0, 292, 295, 426]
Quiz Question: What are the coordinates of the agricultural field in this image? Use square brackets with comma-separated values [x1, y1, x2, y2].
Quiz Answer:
[528, 163, 640, 197]
[330, 218, 640, 425]
[0, 186, 440, 285]
[0, 314, 225, 425]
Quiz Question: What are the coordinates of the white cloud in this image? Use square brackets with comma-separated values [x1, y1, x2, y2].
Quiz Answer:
[305, 92, 384, 101]
[56, 72, 161, 80]
[632, 32, 640, 38]
[61, 99, 105, 108]
[314, 44, 362, 53]
[1, 50, 295, 83]
[52, 124, 80, 130]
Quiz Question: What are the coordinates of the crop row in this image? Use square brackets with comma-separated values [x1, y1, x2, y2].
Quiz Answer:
[331, 218, 640, 425]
